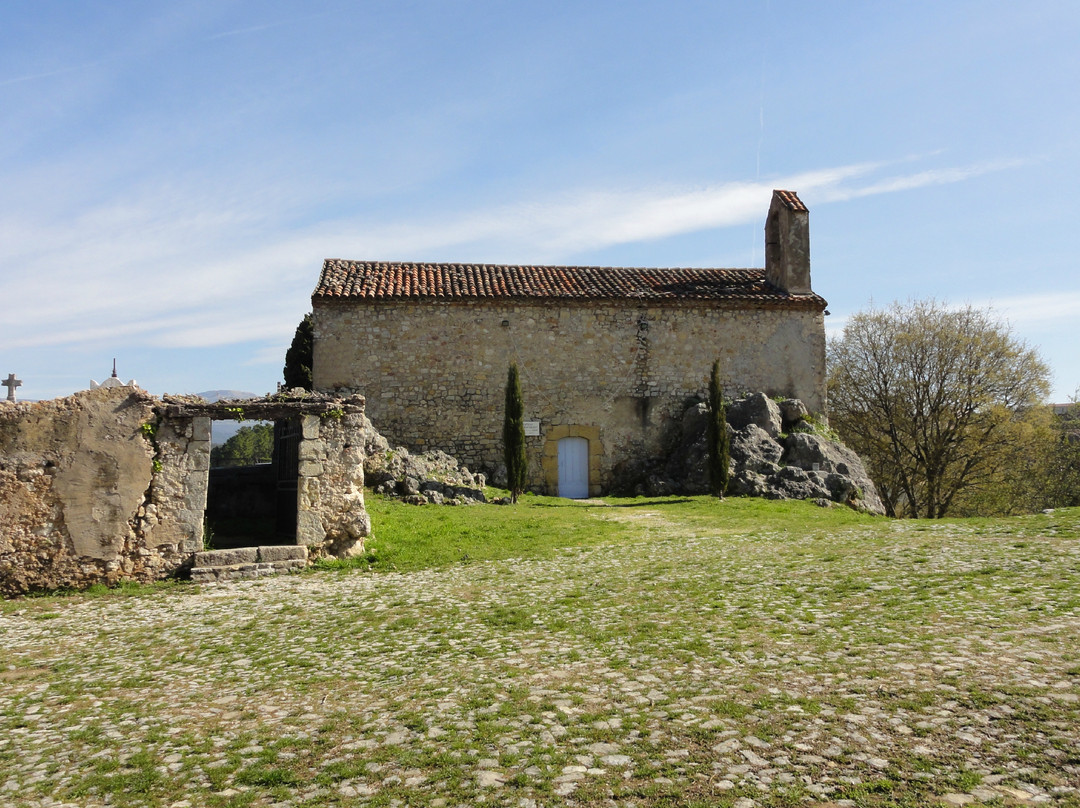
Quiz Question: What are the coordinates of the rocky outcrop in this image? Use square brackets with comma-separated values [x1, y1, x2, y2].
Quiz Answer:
[361, 425, 487, 505]
[727, 392, 784, 439]
[612, 394, 885, 514]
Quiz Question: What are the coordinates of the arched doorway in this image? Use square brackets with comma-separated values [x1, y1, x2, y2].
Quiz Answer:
[558, 437, 589, 499]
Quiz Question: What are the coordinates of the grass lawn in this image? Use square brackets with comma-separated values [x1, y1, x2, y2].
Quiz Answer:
[1, 497, 1078, 808]
[326, 492, 881, 573]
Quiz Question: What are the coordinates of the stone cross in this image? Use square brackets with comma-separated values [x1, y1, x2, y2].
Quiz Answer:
[3, 373, 22, 402]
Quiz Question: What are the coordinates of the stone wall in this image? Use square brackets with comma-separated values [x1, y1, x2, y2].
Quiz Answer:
[0, 387, 191, 596]
[313, 298, 825, 494]
[153, 394, 372, 556]
[144, 404, 212, 556]
[1, 389, 371, 597]
[294, 409, 370, 555]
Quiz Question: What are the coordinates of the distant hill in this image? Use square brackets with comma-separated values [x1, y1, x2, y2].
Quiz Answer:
[195, 391, 264, 445]
[196, 390, 260, 403]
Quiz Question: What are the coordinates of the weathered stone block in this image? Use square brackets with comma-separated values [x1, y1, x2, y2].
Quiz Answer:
[190, 567, 219, 583]
[298, 476, 320, 509]
[184, 475, 208, 511]
[296, 511, 326, 545]
[194, 547, 257, 567]
[301, 416, 321, 440]
[298, 439, 326, 461]
[189, 444, 211, 471]
[191, 417, 212, 442]
[174, 506, 203, 533]
[257, 545, 308, 563]
[298, 460, 323, 477]
[45, 389, 156, 562]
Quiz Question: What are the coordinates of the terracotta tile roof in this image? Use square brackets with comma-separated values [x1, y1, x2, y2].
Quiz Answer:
[773, 189, 808, 212]
[313, 260, 825, 308]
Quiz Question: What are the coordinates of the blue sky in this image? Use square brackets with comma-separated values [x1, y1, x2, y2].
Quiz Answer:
[2, 1, 1078, 402]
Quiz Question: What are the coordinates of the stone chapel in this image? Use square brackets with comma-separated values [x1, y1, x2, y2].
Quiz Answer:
[311, 189, 827, 496]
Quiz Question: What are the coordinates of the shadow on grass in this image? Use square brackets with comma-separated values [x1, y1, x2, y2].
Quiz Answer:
[609, 498, 696, 507]
[530, 498, 696, 508]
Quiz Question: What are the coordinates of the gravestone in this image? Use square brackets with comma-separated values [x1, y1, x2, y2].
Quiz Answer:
[3, 374, 21, 402]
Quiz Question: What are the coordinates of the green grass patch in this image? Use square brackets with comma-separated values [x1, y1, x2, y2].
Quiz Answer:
[315, 493, 883, 575]
[316, 492, 639, 572]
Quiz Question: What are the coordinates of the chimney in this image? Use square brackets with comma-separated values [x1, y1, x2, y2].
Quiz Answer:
[764, 190, 811, 294]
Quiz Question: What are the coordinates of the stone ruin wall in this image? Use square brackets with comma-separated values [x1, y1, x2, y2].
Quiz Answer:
[313, 298, 826, 494]
[294, 409, 371, 555]
[0, 387, 187, 597]
[0, 387, 371, 598]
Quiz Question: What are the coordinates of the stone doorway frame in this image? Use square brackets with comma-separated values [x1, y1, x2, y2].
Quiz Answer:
[202, 415, 284, 549]
[159, 394, 366, 550]
[541, 424, 603, 497]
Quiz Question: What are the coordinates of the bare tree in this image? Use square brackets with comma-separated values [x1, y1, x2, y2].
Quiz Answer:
[827, 300, 1049, 518]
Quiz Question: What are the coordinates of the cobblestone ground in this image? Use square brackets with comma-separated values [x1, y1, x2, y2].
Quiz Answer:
[1, 507, 1078, 807]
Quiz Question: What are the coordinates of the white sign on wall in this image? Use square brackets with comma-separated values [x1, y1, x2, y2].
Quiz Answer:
[523, 420, 541, 436]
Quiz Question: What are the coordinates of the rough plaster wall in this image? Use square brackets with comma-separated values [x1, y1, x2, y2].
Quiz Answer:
[51, 394, 154, 560]
[313, 299, 825, 491]
[0, 388, 189, 597]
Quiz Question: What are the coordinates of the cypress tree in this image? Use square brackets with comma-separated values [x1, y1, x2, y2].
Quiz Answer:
[707, 360, 730, 498]
[283, 313, 314, 391]
[503, 363, 527, 504]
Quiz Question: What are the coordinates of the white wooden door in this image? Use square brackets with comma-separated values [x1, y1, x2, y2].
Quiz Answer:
[558, 437, 589, 499]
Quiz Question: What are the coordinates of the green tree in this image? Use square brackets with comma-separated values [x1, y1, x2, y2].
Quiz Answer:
[949, 392, 1080, 515]
[502, 363, 527, 504]
[827, 300, 1049, 518]
[947, 404, 1058, 516]
[283, 313, 314, 391]
[1044, 392, 1080, 508]
[707, 360, 730, 498]
[211, 423, 274, 468]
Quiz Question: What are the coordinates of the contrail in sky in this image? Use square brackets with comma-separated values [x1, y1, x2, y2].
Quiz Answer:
[0, 55, 120, 88]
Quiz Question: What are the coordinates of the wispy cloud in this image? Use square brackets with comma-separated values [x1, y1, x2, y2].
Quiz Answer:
[815, 159, 1030, 203]
[966, 291, 1080, 331]
[822, 289, 1080, 342]
[0, 155, 1023, 354]
[311, 162, 884, 262]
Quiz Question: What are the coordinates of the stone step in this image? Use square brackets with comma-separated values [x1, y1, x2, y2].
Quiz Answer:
[191, 545, 308, 583]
